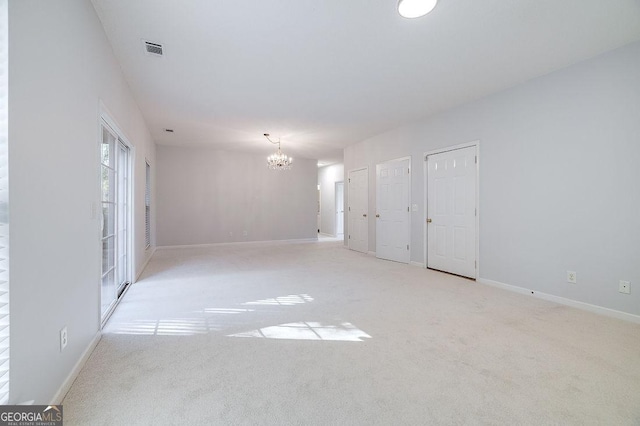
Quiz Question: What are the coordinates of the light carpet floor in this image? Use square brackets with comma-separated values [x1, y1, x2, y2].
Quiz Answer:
[63, 240, 640, 425]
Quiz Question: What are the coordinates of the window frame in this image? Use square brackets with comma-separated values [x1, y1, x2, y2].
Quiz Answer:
[145, 160, 151, 249]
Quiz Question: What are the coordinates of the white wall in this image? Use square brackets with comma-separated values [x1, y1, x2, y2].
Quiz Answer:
[157, 146, 317, 246]
[9, 0, 156, 403]
[318, 164, 344, 236]
[344, 41, 640, 317]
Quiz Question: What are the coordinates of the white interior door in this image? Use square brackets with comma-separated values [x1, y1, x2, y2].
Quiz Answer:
[335, 182, 344, 236]
[348, 168, 368, 253]
[427, 146, 477, 278]
[376, 158, 410, 263]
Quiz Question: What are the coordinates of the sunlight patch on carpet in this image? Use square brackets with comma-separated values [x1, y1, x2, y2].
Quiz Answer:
[228, 322, 371, 342]
[204, 308, 255, 314]
[108, 318, 218, 335]
[243, 294, 314, 306]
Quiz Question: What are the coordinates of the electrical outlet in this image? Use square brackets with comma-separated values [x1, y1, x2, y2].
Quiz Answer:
[60, 326, 68, 352]
[243, 230, 248, 237]
[567, 271, 577, 284]
[619, 280, 631, 294]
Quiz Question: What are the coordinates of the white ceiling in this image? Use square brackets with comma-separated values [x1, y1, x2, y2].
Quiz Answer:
[91, 0, 640, 164]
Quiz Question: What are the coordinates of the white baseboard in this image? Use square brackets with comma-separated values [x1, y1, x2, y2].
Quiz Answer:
[136, 246, 156, 281]
[477, 278, 640, 325]
[51, 331, 102, 404]
[157, 238, 318, 250]
[367, 251, 376, 256]
[410, 261, 425, 268]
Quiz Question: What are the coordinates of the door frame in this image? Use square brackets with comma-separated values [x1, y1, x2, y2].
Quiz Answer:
[423, 141, 479, 277]
[375, 156, 411, 262]
[317, 184, 321, 234]
[335, 181, 344, 237]
[99, 102, 135, 326]
[347, 166, 368, 252]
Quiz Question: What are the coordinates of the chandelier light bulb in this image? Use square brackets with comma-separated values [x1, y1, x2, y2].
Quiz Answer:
[398, 0, 437, 18]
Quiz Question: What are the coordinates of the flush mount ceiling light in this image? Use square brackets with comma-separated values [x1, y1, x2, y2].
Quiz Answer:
[264, 133, 293, 170]
[398, 0, 438, 18]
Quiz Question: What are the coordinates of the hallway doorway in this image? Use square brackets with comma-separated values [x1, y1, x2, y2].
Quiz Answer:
[335, 182, 344, 237]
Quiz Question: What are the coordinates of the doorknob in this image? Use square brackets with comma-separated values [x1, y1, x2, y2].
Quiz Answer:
[426, 218, 432, 223]
[363, 214, 367, 217]
[376, 214, 380, 218]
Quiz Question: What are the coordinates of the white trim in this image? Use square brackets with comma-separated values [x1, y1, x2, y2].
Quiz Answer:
[123, 141, 135, 292]
[379, 155, 412, 163]
[375, 156, 412, 264]
[156, 238, 319, 250]
[101, 272, 138, 328]
[423, 141, 480, 278]
[100, 278, 133, 329]
[99, 101, 134, 148]
[478, 278, 640, 325]
[347, 166, 369, 253]
[334, 180, 345, 238]
[318, 232, 334, 238]
[51, 331, 102, 404]
[410, 261, 425, 268]
[367, 251, 376, 256]
[317, 182, 322, 234]
[423, 140, 479, 157]
[144, 159, 152, 249]
[136, 246, 156, 281]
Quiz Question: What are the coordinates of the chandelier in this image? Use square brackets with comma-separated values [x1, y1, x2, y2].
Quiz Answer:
[264, 133, 293, 170]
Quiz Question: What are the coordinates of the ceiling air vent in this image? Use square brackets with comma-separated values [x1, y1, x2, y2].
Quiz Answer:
[143, 40, 163, 56]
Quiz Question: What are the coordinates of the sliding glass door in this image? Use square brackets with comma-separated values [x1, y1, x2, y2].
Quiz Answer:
[101, 123, 130, 322]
